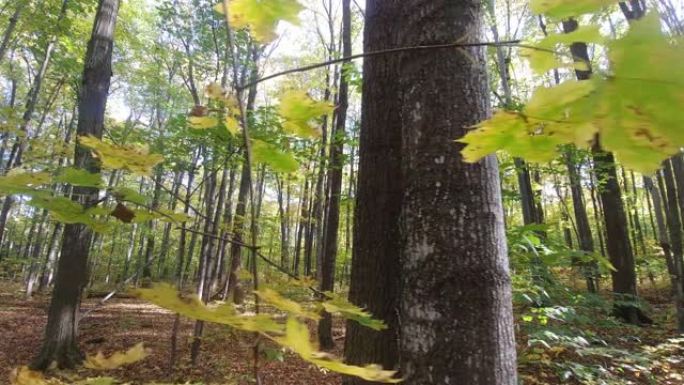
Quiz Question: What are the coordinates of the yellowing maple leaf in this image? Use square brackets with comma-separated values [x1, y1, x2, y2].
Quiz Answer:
[84, 342, 150, 370]
[274, 318, 402, 383]
[79, 136, 164, 176]
[255, 288, 320, 320]
[10, 366, 54, 385]
[215, 0, 303, 43]
[530, 0, 617, 19]
[188, 116, 220, 129]
[135, 283, 284, 333]
[278, 91, 334, 138]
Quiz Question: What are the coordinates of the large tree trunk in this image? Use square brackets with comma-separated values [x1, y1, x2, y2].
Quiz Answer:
[343, 1, 404, 380]
[395, 1, 517, 383]
[318, 0, 351, 351]
[31, 0, 120, 370]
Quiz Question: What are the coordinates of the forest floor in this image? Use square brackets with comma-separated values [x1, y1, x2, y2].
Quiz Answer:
[0, 282, 683, 385]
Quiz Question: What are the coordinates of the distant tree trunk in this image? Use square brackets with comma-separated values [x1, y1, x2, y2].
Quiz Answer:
[143, 168, 163, 281]
[293, 173, 310, 276]
[593, 147, 648, 324]
[563, 17, 647, 324]
[191, 159, 218, 364]
[643, 176, 676, 282]
[38, 223, 63, 291]
[276, 174, 290, 269]
[660, 161, 684, 332]
[318, 0, 351, 350]
[564, 149, 598, 292]
[25, 210, 49, 298]
[0, 3, 22, 65]
[31, 0, 120, 370]
[224, 78, 258, 303]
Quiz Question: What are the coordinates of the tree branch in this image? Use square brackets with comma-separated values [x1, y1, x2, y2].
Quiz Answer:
[237, 39, 536, 91]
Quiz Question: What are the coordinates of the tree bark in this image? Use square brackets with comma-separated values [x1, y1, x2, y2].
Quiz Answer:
[31, 0, 120, 370]
[343, 1, 404, 380]
[395, 1, 517, 383]
[318, 0, 351, 350]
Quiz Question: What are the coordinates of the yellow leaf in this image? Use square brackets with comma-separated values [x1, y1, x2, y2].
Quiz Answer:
[0, 171, 51, 196]
[9, 366, 57, 385]
[255, 288, 320, 320]
[252, 139, 299, 173]
[525, 80, 596, 119]
[135, 283, 284, 333]
[83, 342, 150, 370]
[225, 115, 241, 136]
[274, 318, 402, 383]
[278, 91, 334, 138]
[79, 136, 163, 176]
[215, 0, 303, 43]
[188, 116, 219, 129]
[530, 0, 617, 18]
[522, 26, 604, 74]
[321, 292, 387, 331]
[205, 82, 225, 99]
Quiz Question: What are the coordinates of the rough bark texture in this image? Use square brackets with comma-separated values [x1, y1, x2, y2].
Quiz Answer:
[343, 0, 403, 381]
[31, 0, 120, 370]
[395, 1, 517, 384]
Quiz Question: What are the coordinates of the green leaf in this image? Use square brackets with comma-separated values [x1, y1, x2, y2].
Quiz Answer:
[0, 171, 51, 196]
[54, 168, 103, 188]
[522, 26, 604, 74]
[252, 139, 299, 173]
[79, 135, 164, 176]
[27, 196, 110, 232]
[278, 91, 333, 138]
[112, 187, 148, 206]
[530, 0, 617, 18]
[596, 13, 684, 173]
[461, 13, 684, 173]
[215, 0, 303, 43]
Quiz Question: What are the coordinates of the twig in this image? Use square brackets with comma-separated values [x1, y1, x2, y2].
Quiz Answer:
[237, 39, 549, 91]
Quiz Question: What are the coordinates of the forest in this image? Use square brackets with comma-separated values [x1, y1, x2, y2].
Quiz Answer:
[1, 0, 684, 384]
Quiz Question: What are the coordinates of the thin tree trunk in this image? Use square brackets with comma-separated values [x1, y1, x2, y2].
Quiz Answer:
[0, 3, 22, 65]
[318, 0, 351, 350]
[660, 161, 684, 331]
[32, 0, 120, 369]
[564, 149, 598, 292]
